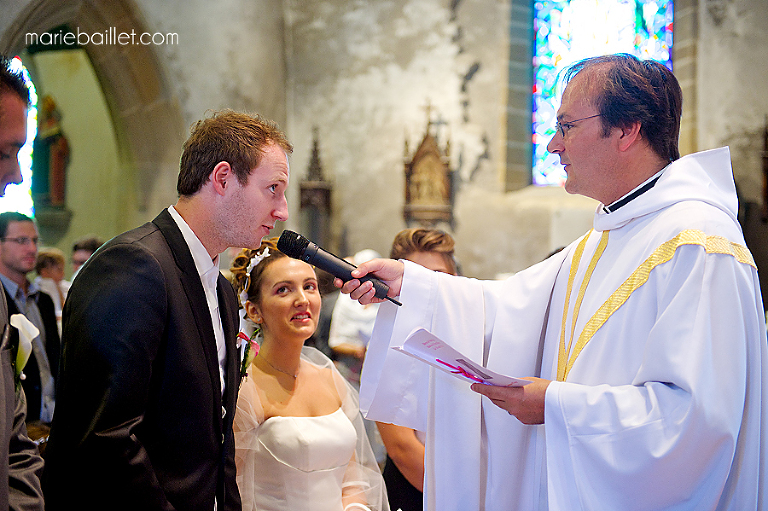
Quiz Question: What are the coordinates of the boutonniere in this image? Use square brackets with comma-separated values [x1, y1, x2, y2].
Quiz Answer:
[237, 328, 260, 383]
[9, 314, 38, 389]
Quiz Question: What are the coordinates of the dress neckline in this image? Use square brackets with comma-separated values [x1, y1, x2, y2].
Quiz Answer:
[262, 406, 344, 424]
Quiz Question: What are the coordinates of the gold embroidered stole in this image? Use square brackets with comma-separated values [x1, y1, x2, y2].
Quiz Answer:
[556, 229, 755, 382]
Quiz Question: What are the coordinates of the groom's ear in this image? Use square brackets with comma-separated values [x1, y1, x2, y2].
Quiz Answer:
[209, 161, 233, 196]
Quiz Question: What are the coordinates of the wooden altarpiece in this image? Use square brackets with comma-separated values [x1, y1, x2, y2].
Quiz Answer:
[403, 112, 454, 229]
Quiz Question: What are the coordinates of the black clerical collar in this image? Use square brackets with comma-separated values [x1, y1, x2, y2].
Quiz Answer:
[603, 173, 662, 214]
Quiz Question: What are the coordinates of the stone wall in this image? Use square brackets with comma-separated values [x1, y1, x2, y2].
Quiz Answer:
[283, 0, 572, 278]
[698, 0, 768, 204]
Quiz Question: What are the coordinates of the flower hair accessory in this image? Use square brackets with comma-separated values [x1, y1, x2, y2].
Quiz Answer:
[239, 247, 270, 306]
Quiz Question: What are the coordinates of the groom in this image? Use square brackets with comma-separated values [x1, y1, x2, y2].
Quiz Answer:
[42, 111, 292, 511]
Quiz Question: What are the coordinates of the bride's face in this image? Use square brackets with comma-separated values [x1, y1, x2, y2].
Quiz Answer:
[246, 257, 321, 342]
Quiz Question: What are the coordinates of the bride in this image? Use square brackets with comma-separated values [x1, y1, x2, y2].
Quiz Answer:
[231, 238, 388, 511]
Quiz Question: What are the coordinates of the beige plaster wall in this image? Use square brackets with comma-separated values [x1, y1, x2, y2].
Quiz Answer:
[457, 186, 597, 278]
[29, 49, 123, 274]
[135, 0, 288, 128]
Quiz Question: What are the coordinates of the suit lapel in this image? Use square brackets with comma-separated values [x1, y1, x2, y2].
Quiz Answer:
[0, 281, 7, 327]
[152, 209, 223, 403]
[217, 275, 239, 415]
[3, 288, 19, 354]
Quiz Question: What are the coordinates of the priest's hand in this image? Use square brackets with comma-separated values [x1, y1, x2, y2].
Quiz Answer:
[471, 378, 551, 425]
[336, 258, 405, 305]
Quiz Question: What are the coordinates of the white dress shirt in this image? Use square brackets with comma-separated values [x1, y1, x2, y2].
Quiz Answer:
[168, 206, 227, 396]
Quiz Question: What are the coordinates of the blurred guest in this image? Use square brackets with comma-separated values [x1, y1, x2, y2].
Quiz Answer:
[328, 249, 381, 387]
[34, 247, 69, 335]
[377, 228, 457, 511]
[69, 234, 103, 278]
[231, 240, 388, 511]
[0, 212, 60, 424]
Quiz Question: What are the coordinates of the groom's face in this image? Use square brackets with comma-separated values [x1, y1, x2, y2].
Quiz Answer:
[222, 142, 290, 249]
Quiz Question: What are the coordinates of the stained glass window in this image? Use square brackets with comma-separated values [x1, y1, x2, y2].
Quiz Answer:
[532, 0, 673, 186]
[1, 56, 37, 216]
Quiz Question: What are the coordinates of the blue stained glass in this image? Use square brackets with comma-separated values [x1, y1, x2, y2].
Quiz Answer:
[532, 0, 673, 186]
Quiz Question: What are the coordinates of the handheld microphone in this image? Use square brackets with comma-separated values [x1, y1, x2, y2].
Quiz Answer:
[277, 230, 402, 306]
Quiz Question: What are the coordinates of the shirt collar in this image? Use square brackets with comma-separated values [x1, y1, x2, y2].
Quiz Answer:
[0, 273, 34, 300]
[167, 205, 219, 281]
[602, 166, 667, 214]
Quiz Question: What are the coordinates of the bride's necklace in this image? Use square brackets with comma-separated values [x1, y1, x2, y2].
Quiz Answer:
[259, 355, 298, 379]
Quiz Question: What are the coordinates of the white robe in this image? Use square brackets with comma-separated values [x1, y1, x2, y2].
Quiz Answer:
[360, 147, 768, 511]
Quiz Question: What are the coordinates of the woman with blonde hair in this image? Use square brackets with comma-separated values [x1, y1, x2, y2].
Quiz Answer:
[230, 238, 388, 511]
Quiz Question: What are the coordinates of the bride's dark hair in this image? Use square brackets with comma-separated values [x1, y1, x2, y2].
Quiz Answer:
[230, 237, 286, 306]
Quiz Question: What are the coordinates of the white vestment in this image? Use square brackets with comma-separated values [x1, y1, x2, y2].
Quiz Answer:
[360, 147, 768, 511]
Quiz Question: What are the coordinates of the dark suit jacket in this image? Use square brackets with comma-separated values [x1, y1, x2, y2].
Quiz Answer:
[0, 286, 44, 511]
[42, 209, 242, 511]
[4, 288, 61, 422]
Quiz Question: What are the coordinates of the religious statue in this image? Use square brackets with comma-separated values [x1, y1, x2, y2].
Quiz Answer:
[32, 95, 70, 207]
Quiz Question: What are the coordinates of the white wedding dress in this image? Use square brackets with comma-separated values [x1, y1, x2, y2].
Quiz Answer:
[235, 347, 388, 511]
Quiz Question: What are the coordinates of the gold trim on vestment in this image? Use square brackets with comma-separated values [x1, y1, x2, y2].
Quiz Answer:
[556, 229, 755, 382]
[557, 230, 609, 382]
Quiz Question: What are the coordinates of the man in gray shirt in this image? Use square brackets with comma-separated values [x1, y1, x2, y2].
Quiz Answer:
[0, 212, 60, 424]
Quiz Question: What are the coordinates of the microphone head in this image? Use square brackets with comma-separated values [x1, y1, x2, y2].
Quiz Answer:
[277, 230, 309, 259]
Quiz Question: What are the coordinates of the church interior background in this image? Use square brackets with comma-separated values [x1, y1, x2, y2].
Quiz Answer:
[1, 0, 767, 306]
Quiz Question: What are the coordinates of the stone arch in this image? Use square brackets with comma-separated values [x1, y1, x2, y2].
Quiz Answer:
[0, 0, 185, 220]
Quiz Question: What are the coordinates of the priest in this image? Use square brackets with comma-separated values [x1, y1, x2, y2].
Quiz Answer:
[338, 53, 768, 511]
